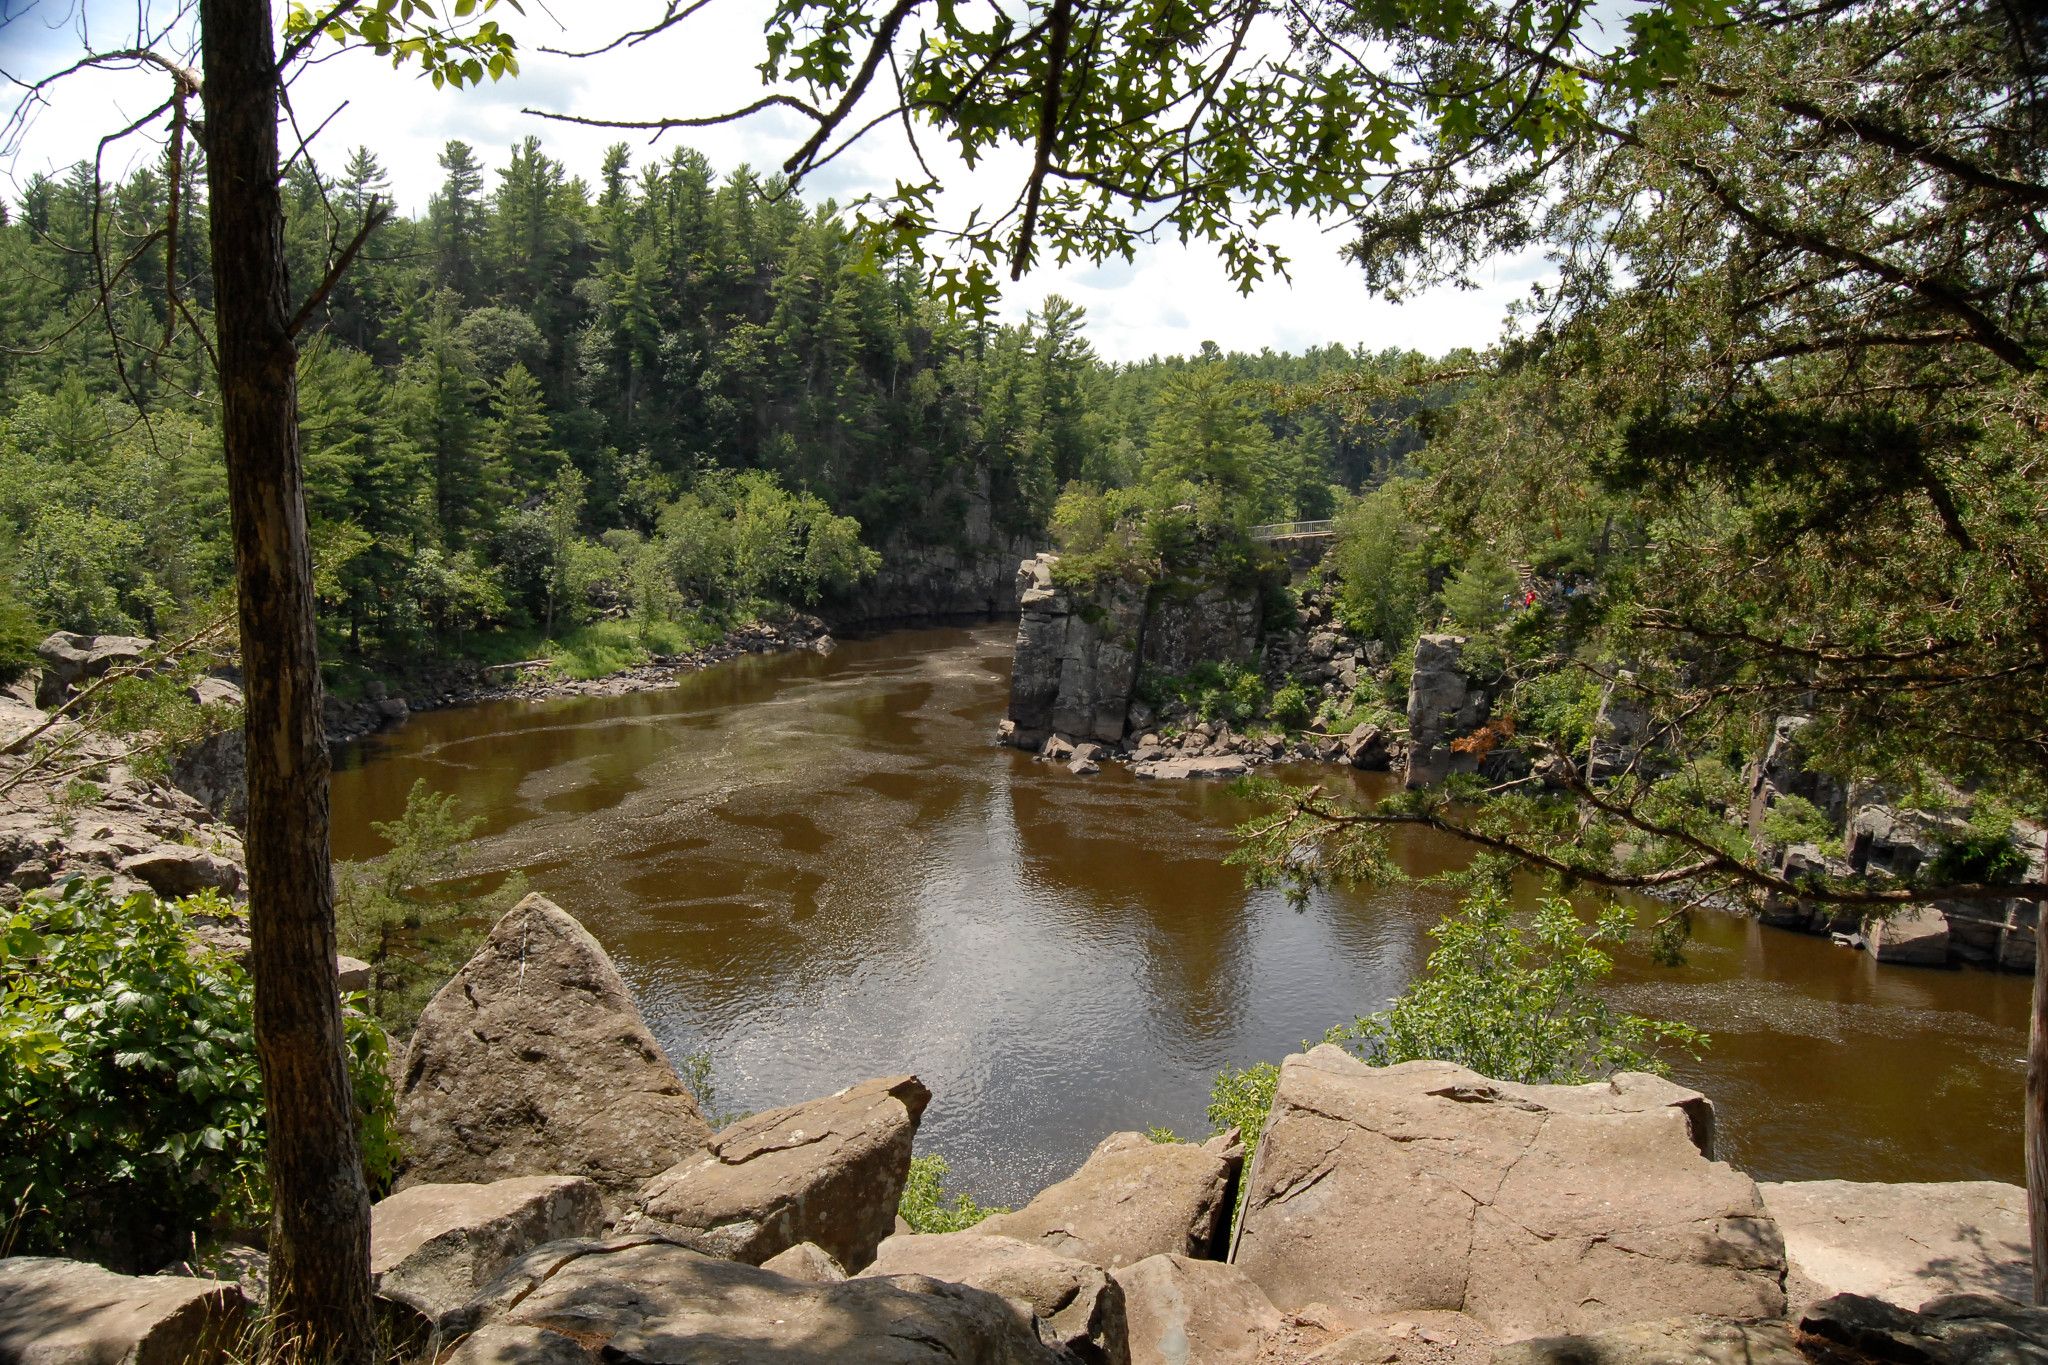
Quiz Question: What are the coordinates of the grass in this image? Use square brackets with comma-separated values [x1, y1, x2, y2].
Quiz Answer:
[325, 613, 743, 695]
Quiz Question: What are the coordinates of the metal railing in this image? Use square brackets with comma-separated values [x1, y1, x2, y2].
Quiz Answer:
[1249, 519, 1337, 541]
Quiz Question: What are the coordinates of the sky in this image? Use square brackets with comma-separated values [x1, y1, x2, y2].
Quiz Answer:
[0, 0, 1552, 363]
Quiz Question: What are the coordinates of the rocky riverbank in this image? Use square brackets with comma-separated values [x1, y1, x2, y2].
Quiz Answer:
[996, 551, 2047, 976]
[5, 889, 2037, 1365]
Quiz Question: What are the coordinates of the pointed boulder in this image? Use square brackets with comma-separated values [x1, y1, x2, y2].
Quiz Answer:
[395, 894, 711, 1204]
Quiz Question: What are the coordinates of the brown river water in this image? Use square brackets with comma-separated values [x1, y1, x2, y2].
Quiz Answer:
[331, 621, 2028, 1203]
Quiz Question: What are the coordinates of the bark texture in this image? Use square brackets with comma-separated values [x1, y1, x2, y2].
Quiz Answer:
[200, 2, 375, 1358]
[2030, 899, 2046, 1303]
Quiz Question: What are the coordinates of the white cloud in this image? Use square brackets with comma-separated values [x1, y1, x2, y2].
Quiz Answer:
[0, 0, 1548, 362]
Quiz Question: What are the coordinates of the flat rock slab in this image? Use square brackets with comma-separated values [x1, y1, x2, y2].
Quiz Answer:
[863, 1232, 1128, 1365]
[1492, 1316, 1806, 1365]
[636, 1075, 929, 1271]
[439, 1235, 1067, 1365]
[0, 1257, 246, 1365]
[1760, 1179, 2030, 1310]
[1230, 1048, 1784, 1340]
[1131, 754, 1251, 781]
[371, 1175, 604, 1321]
[978, 1130, 1243, 1268]
[395, 894, 712, 1204]
[1111, 1253, 1280, 1365]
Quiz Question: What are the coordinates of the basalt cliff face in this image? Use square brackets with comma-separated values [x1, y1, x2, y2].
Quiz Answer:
[1002, 553, 1265, 749]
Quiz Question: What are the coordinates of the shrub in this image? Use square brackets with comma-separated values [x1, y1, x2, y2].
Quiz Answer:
[897, 1154, 1007, 1233]
[1326, 880, 1705, 1084]
[1266, 681, 1312, 730]
[1758, 795, 1836, 852]
[1, 879, 397, 1268]
[1143, 661, 1265, 725]
[336, 779, 526, 1033]
[1929, 801, 2032, 885]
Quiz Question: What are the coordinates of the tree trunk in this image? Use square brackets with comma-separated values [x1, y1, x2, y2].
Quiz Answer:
[2031, 897, 2047, 1303]
[200, 3, 375, 1360]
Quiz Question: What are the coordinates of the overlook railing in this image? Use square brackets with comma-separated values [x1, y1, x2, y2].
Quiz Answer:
[1249, 519, 1337, 541]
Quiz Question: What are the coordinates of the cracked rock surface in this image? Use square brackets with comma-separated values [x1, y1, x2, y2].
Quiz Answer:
[438, 1236, 1068, 1365]
[633, 1075, 929, 1271]
[977, 1129, 1244, 1268]
[394, 895, 712, 1205]
[370, 1175, 604, 1321]
[1230, 1048, 1785, 1339]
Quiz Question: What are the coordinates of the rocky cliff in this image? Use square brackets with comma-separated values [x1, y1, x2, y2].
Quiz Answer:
[1001, 554, 1265, 749]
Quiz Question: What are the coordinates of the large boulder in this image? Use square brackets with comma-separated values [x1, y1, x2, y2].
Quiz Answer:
[115, 846, 241, 899]
[1759, 1179, 2030, 1311]
[438, 1236, 1067, 1365]
[1493, 1316, 1805, 1365]
[35, 633, 151, 709]
[976, 1130, 1242, 1268]
[862, 1232, 1129, 1365]
[0, 1257, 246, 1365]
[370, 1175, 604, 1321]
[395, 894, 712, 1204]
[1110, 1254, 1281, 1365]
[1229, 1048, 1784, 1340]
[1862, 904, 1952, 966]
[634, 1076, 929, 1271]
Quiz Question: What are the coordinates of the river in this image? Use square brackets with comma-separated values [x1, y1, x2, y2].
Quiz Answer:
[330, 621, 2028, 1203]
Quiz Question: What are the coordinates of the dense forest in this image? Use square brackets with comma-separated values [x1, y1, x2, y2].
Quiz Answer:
[0, 137, 1432, 672]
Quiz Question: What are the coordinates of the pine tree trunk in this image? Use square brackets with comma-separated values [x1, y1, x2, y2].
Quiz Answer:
[2030, 898, 2047, 1303]
[200, 3, 375, 1359]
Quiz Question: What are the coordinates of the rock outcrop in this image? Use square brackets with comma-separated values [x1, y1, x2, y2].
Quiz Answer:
[1745, 714, 1848, 840]
[0, 1257, 246, 1365]
[1139, 582, 1261, 676]
[977, 1130, 1242, 1268]
[394, 894, 712, 1205]
[369, 1176, 604, 1321]
[1404, 635, 1484, 788]
[1006, 555, 1148, 747]
[438, 1236, 1067, 1365]
[862, 1232, 1130, 1365]
[1760, 1179, 2030, 1311]
[1111, 1254, 1281, 1365]
[1229, 1048, 1784, 1339]
[34, 633, 151, 710]
[634, 1076, 930, 1271]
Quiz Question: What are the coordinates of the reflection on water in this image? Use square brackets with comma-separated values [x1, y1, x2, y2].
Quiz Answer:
[332, 622, 2027, 1202]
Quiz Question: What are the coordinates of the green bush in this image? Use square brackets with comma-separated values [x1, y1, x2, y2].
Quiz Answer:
[1326, 880, 1705, 1084]
[897, 1154, 1008, 1233]
[1758, 795, 1836, 851]
[1, 879, 397, 1267]
[1929, 802, 2031, 885]
[1142, 661, 1265, 725]
[1266, 682, 1313, 730]
[336, 779, 526, 1032]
